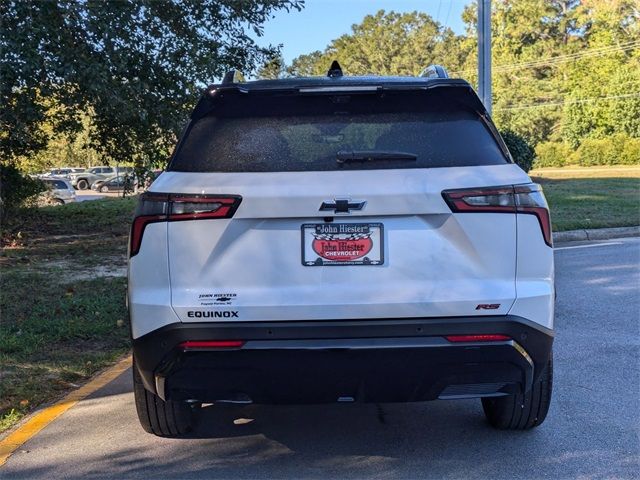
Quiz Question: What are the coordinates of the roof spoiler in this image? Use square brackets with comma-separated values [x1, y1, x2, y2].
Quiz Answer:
[219, 63, 448, 84]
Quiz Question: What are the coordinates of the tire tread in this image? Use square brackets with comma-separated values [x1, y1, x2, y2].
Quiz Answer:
[132, 358, 194, 437]
[482, 352, 553, 430]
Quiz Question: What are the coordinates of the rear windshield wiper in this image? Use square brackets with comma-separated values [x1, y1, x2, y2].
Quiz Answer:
[336, 150, 418, 164]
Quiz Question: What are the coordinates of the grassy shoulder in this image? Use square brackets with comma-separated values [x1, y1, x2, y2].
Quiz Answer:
[0, 197, 136, 433]
[531, 166, 640, 232]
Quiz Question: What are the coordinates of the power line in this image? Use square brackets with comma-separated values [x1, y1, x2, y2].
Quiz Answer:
[495, 41, 640, 73]
[494, 92, 640, 111]
[444, 0, 454, 32]
[451, 40, 640, 76]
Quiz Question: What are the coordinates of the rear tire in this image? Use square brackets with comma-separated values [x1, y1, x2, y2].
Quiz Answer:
[76, 179, 89, 190]
[132, 357, 196, 437]
[482, 351, 553, 430]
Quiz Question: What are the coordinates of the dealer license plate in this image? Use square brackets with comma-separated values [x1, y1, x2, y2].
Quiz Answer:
[301, 223, 384, 266]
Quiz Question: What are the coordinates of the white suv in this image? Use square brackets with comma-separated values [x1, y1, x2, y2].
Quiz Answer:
[128, 65, 554, 437]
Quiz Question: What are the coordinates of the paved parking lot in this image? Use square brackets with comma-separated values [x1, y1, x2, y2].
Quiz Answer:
[2, 238, 639, 479]
[75, 190, 120, 202]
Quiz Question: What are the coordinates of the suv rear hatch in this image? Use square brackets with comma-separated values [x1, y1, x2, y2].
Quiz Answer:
[149, 81, 532, 322]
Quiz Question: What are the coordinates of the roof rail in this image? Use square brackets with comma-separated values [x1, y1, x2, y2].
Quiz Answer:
[221, 69, 246, 84]
[420, 65, 449, 79]
[327, 60, 343, 78]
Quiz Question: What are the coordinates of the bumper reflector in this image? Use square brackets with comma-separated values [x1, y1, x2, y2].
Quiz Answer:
[179, 340, 245, 349]
[445, 334, 510, 343]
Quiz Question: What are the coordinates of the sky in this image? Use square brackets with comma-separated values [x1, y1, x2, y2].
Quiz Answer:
[257, 0, 472, 64]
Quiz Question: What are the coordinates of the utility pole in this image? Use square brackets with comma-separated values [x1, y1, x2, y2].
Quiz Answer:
[478, 0, 492, 114]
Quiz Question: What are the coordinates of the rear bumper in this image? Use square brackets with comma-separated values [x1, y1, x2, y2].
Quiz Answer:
[132, 316, 553, 404]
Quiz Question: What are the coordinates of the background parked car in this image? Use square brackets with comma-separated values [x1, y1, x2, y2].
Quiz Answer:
[69, 166, 134, 190]
[42, 167, 85, 178]
[39, 177, 76, 204]
[91, 174, 136, 193]
[136, 169, 162, 191]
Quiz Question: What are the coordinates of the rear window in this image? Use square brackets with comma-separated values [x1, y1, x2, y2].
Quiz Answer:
[170, 90, 509, 173]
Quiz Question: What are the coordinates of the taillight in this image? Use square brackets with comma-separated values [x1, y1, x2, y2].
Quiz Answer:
[445, 334, 510, 343]
[129, 193, 242, 257]
[129, 193, 169, 257]
[514, 184, 552, 248]
[442, 183, 552, 247]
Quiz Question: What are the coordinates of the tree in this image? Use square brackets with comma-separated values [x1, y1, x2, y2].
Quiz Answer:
[13, 111, 104, 174]
[467, 0, 582, 145]
[0, 0, 302, 169]
[560, 0, 640, 145]
[287, 10, 470, 77]
[501, 130, 535, 171]
[454, 0, 640, 147]
[286, 50, 327, 76]
[257, 55, 287, 79]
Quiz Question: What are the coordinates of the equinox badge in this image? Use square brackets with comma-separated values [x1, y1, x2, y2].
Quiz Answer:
[319, 199, 366, 215]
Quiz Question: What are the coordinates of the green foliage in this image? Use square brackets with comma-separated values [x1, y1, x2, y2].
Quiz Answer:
[482, 0, 639, 146]
[286, 10, 471, 77]
[1, 0, 303, 168]
[286, 51, 327, 76]
[534, 142, 574, 168]
[534, 135, 640, 168]
[14, 111, 104, 174]
[501, 130, 535, 172]
[560, 1, 640, 146]
[0, 164, 46, 219]
[257, 55, 287, 79]
[574, 135, 640, 166]
[620, 136, 640, 165]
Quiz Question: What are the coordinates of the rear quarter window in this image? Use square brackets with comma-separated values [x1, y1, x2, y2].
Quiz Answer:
[45, 180, 67, 189]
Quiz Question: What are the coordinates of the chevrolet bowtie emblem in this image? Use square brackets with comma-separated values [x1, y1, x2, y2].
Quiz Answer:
[319, 199, 367, 214]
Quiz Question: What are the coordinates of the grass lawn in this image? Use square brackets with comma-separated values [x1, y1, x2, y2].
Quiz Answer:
[0, 197, 136, 433]
[531, 166, 640, 231]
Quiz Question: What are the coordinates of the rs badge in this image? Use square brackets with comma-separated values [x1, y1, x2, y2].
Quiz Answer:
[476, 304, 501, 310]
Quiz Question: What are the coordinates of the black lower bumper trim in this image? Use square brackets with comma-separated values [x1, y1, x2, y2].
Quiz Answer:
[132, 316, 553, 404]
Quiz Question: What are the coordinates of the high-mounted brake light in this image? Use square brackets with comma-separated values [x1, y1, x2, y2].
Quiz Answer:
[445, 334, 510, 343]
[129, 193, 242, 257]
[179, 340, 245, 349]
[442, 183, 552, 247]
[298, 86, 381, 93]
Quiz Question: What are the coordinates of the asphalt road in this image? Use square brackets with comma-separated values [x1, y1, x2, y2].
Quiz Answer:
[3, 238, 639, 479]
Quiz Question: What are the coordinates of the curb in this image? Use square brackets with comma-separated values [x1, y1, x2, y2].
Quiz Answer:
[0, 355, 132, 467]
[553, 226, 640, 243]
